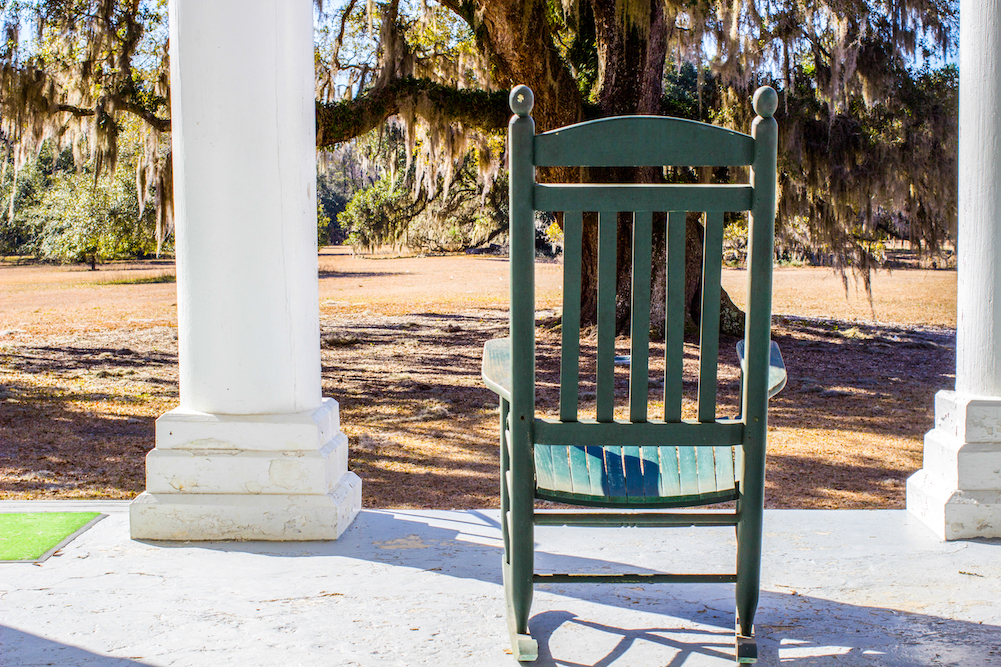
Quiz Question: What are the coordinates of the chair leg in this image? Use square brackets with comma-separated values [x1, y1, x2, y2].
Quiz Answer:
[503, 558, 538, 661]
[504, 408, 536, 656]
[500, 399, 538, 661]
[505, 484, 537, 660]
[735, 501, 762, 664]
[499, 400, 511, 558]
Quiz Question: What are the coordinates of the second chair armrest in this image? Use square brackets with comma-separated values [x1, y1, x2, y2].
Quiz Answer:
[482, 338, 513, 402]
[735, 339, 788, 399]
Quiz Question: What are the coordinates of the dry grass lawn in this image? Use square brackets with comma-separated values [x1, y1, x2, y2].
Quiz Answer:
[0, 247, 956, 509]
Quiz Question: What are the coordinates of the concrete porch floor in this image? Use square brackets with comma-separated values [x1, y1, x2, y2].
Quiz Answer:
[1, 502, 999, 666]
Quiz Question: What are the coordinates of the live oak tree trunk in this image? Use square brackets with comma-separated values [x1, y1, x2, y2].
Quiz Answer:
[578, 210, 746, 339]
[573, 0, 745, 337]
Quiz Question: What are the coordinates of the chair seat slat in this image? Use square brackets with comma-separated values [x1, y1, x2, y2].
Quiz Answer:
[536, 445, 736, 507]
[696, 446, 720, 494]
[623, 445, 645, 498]
[658, 446, 683, 496]
[568, 444, 591, 496]
[535, 439, 557, 491]
[547, 445, 574, 494]
[714, 445, 736, 491]
[678, 446, 700, 495]
[604, 446, 627, 497]
[536, 443, 737, 505]
[585, 445, 606, 496]
[639, 446, 662, 497]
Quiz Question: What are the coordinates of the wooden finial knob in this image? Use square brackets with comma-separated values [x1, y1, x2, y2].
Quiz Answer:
[509, 85, 534, 117]
[753, 86, 778, 118]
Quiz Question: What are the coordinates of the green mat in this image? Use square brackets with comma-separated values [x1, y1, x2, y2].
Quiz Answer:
[0, 512, 104, 562]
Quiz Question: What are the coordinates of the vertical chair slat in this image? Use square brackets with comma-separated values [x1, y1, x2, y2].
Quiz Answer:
[629, 211, 653, 423]
[698, 211, 724, 423]
[596, 211, 618, 422]
[560, 211, 584, 422]
[664, 211, 686, 422]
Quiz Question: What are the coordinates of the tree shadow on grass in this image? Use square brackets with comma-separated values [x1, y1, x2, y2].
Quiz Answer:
[0, 375, 159, 498]
[4, 345, 176, 377]
[764, 453, 911, 508]
[318, 269, 407, 279]
[320, 311, 510, 507]
[758, 327, 954, 438]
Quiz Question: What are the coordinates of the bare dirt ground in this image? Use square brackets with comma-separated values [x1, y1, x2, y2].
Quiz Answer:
[0, 246, 956, 509]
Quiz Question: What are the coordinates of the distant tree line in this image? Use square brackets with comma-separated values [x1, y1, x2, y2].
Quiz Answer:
[0, 120, 163, 266]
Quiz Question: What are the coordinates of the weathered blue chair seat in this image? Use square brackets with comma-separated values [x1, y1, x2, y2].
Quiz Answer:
[534, 443, 739, 507]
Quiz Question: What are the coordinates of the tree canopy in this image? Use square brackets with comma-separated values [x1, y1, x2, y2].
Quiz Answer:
[0, 1, 958, 320]
[315, 0, 957, 331]
[0, 0, 171, 254]
[317, 0, 957, 264]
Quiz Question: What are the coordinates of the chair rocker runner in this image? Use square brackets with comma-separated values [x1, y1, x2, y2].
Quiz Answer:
[482, 84, 785, 663]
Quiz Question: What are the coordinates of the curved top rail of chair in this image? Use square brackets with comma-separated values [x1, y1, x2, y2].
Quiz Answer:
[533, 116, 755, 168]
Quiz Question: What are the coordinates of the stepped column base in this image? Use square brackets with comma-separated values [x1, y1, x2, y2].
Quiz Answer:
[129, 398, 361, 541]
[907, 391, 1001, 540]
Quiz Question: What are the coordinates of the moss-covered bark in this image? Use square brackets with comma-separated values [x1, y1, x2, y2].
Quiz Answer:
[316, 79, 510, 148]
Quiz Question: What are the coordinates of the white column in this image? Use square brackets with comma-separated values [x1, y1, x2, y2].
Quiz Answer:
[907, 0, 1001, 539]
[129, 0, 361, 540]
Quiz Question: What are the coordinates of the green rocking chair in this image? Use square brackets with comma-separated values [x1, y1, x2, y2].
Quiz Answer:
[482, 84, 785, 663]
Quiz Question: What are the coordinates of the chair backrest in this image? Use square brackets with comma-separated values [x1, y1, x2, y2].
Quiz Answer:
[506, 85, 778, 433]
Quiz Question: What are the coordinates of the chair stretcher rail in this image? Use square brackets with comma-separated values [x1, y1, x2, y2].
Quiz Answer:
[534, 418, 744, 446]
[533, 512, 739, 527]
[534, 573, 738, 584]
[533, 184, 754, 212]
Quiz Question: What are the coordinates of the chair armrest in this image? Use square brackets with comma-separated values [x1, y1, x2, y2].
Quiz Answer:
[735, 340, 788, 399]
[482, 338, 512, 402]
